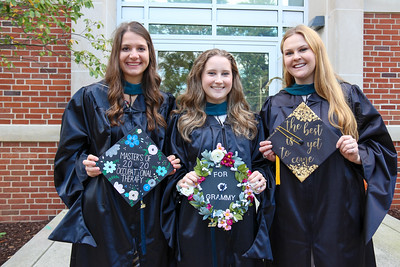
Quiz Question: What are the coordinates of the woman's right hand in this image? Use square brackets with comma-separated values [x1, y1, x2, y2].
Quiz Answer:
[83, 154, 101, 177]
[177, 171, 199, 188]
[259, 140, 276, 162]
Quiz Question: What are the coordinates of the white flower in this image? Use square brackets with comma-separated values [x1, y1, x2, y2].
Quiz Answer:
[180, 184, 194, 196]
[129, 190, 139, 201]
[103, 161, 116, 173]
[113, 182, 125, 194]
[137, 129, 142, 134]
[210, 149, 225, 164]
[148, 145, 158, 155]
[148, 179, 156, 187]
[105, 144, 120, 157]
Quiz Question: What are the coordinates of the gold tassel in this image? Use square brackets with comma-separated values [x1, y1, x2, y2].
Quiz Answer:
[276, 156, 280, 185]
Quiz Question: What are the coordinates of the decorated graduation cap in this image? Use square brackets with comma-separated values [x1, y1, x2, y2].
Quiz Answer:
[267, 102, 339, 182]
[96, 126, 173, 207]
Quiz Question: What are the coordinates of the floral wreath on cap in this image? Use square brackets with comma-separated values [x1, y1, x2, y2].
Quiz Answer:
[177, 143, 255, 231]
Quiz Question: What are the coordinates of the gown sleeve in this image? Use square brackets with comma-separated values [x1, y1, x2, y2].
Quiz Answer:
[54, 87, 92, 208]
[242, 115, 275, 260]
[343, 82, 397, 243]
[161, 114, 187, 259]
[49, 86, 98, 246]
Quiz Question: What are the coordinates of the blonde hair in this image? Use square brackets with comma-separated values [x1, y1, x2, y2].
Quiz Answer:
[281, 25, 358, 139]
[175, 48, 258, 142]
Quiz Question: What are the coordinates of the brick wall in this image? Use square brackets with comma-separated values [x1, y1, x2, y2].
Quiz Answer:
[364, 13, 400, 209]
[0, 142, 64, 222]
[0, 18, 70, 222]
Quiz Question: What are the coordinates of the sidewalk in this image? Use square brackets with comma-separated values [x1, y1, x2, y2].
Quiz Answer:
[2, 209, 400, 267]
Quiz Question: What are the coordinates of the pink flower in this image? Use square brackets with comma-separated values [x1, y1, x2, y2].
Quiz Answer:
[224, 224, 232, 231]
[242, 179, 248, 183]
[188, 194, 194, 201]
[226, 219, 233, 226]
[198, 176, 206, 183]
[218, 219, 227, 229]
[206, 203, 212, 210]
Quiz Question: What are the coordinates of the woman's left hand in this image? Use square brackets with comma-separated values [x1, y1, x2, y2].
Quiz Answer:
[167, 155, 181, 175]
[336, 135, 361, 164]
[247, 170, 267, 194]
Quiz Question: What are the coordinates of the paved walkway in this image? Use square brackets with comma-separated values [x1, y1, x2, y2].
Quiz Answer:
[2, 209, 400, 267]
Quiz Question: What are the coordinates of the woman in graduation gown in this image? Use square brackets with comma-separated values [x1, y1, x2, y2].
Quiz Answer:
[259, 25, 397, 267]
[161, 48, 275, 267]
[48, 21, 179, 267]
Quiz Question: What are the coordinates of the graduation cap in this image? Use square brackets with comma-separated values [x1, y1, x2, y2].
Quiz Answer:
[96, 126, 173, 207]
[267, 102, 339, 182]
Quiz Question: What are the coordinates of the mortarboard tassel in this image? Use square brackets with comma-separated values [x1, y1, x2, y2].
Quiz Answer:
[276, 156, 280, 185]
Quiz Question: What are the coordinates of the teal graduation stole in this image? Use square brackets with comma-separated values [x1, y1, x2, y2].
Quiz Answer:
[205, 102, 228, 116]
[285, 83, 316, 96]
[124, 81, 143, 95]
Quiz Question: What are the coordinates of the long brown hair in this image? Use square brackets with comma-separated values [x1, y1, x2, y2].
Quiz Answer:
[281, 25, 358, 139]
[104, 21, 166, 131]
[175, 48, 258, 142]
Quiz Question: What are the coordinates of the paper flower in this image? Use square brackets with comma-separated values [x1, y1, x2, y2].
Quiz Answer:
[148, 145, 158, 155]
[143, 184, 151, 191]
[148, 179, 156, 187]
[105, 144, 120, 157]
[114, 182, 125, 194]
[125, 134, 139, 148]
[129, 190, 139, 201]
[103, 161, 116, 174]
[156, 166, 168, 176]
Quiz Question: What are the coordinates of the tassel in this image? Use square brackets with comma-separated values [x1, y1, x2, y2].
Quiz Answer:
[276, 156, 280, 185]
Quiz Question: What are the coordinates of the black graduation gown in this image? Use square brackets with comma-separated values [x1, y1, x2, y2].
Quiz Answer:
[260, 82, 397, 267]
[48, 81, 176, 267]
[161, 113, 275, 267]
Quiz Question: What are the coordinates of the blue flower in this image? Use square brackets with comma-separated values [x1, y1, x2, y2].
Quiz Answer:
[156, 166, 168, 176]
[143, 184, 151, 191]
[125, 134, 140, 148]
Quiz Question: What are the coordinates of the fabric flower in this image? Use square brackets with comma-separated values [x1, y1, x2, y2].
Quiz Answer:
[210, 149, 225, 164]
[224, 209, 233, 219]
[125, 134, 139, 148]
[180, 184, 194, 197]
[188, 194, 194, 201]
[156, 166, 168, 176]
[103, 161, 116, 174]
[198, 176, 206, 183]
[218, 219, 227, 229]
[113, 182, 125, 194]
[129, 190, 139, 201]
[206, 203, 212, 210]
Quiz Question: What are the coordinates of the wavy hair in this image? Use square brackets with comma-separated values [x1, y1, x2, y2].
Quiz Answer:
[281, 25, 358, 139]
[104, 21, 166, 131]
[175, 48, 258, 142]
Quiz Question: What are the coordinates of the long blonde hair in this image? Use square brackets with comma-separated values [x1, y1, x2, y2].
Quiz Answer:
[175, 48, 258, 142]
[281, 25, 358, 139]
[104, 21, 166, 131]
